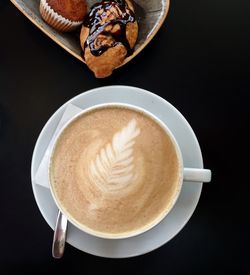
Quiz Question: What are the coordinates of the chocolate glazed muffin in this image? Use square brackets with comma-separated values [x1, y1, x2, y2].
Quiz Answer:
[80, 0, 138, 78]
[40, 0, 87, 32]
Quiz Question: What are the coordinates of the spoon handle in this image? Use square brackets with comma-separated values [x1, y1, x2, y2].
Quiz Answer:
[52, 211, 68, 259]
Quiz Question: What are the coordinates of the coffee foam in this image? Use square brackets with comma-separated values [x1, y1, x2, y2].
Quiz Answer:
[50, 106, 181, 237]
[89, 118, 140, 192]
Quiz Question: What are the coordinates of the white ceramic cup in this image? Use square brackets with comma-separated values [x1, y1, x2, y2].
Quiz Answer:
[48, 103, 211, 239]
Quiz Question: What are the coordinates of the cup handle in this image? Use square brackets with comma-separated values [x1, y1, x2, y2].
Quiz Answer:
[183, 168, 211, 183]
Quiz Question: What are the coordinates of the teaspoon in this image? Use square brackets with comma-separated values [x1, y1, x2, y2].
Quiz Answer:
[52, 211, 68, 259]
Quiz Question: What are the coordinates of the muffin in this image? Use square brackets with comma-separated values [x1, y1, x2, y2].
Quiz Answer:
[40, 0, 87, 32]
[80, 0, 138, 78]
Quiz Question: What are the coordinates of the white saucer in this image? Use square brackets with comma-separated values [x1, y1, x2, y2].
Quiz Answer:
[31, 86, 203, 258]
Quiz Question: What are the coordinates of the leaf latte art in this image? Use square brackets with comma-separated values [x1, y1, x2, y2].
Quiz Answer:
[89, 119, 140, 191]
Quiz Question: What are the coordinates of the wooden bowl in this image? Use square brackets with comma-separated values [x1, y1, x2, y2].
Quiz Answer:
[10, 0, 170, 68]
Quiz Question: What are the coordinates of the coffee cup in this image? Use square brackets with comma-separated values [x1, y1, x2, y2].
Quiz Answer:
[48, 103, 211, 239]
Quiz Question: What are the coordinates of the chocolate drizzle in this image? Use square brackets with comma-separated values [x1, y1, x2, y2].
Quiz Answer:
[83, 0, 136, 57]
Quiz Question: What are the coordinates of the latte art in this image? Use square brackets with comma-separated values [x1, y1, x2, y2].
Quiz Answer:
[50, 106, 181, 237]
[89, 119, 140, 192]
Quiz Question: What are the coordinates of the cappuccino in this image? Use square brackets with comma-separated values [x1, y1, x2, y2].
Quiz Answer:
[50, 106, 182, 237]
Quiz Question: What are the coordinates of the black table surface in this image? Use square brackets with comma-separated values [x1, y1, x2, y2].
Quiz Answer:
[1, 0, 249, 273]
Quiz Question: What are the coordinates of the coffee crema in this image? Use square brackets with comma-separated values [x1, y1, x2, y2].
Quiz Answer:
[50, 106, 181, 237]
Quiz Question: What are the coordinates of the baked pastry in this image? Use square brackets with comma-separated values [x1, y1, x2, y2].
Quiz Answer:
[40, 0, 87, 32]
[80, 0, 138, 78]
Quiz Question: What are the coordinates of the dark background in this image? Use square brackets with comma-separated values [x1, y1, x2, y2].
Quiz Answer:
[0, 0, 249, 273]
